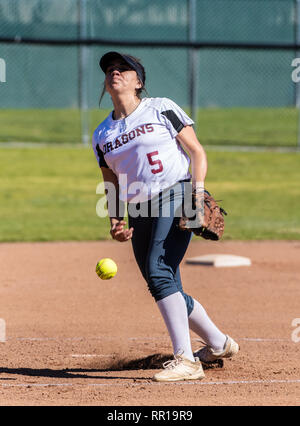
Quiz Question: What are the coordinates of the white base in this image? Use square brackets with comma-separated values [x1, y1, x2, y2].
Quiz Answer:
[186, 254, 251, 268]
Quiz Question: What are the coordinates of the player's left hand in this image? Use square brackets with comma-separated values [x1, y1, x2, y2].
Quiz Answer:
[110, 220, 134, 242]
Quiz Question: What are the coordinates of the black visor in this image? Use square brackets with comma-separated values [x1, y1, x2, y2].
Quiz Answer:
[99, 51, 145, 84]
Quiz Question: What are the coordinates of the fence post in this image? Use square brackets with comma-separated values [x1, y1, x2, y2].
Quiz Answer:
[188, 0, 198, 135]
[78, 0, 90, 145]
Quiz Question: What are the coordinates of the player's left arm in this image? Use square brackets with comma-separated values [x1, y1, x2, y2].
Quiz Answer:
[176, 125, 207, 190]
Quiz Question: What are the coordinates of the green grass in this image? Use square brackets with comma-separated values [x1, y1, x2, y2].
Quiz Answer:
[0, 146, 111, 241]
[196, 107, 298, 147]
[0, 107, 298, 147]
[0, 109, 81, 143]
[205, 152, 300, 239]
[0, 146, 299, 242]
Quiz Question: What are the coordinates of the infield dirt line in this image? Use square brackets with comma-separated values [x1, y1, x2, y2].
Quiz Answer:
[7, 336, 290, 342]
[1, 379, 300, 388]
[70, 354, 114, 358]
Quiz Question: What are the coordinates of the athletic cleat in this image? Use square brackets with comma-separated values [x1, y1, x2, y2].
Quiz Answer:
[193, 335, 239, 364]
[152, 353, 205, 382]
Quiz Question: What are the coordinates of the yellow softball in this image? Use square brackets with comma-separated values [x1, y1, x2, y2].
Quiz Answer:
[95, 258, 117, 280]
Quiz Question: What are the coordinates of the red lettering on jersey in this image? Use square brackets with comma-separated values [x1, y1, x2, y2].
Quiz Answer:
[121, 134, 129, 144]
[135, 125, 145, 136]
[106, 142, 114, 152]
[114, 138, 123, 149]
[104, 124, 155, 155]
[145, 124, 154, 132]
[128, 130, 136, 140]
[147, 151, 163, 174]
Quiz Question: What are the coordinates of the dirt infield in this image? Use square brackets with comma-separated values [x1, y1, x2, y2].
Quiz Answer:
[0, 240, 299, 406]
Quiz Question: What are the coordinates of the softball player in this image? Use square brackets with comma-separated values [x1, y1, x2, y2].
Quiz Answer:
[93, 51, 239, 382]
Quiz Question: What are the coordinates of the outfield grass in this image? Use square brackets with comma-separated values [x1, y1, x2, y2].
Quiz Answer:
[196, 107, 298, 147]
[0, 107, 298, 147]
[0, 146, 299, 242]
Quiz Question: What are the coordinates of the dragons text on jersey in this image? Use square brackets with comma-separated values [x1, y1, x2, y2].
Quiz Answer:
[102, 123, 154, 154]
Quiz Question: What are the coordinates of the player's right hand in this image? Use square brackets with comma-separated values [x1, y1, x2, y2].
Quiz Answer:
[110, 220, 134, 242]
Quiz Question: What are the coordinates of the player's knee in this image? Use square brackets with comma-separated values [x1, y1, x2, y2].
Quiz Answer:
[146, 258, 171, 290]
[146, 266, 172, 301]
[145, 271, 166, 300]
[146, 272, 182, 303]
[146, 270, 193, 315]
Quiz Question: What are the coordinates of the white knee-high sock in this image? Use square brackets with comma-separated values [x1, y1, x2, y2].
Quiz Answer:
[156, 292, 195, 362]
[188, 299, 226, 351]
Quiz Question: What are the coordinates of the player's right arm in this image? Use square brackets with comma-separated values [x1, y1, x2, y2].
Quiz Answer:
[100, 167, 133, 242]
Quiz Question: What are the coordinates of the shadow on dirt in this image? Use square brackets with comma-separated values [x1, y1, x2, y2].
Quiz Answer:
[107, 353, 223, 371]
[0, 354, 223, 381]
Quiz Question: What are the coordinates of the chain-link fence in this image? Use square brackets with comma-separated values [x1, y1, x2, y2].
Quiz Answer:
[0, 0, 298, 148]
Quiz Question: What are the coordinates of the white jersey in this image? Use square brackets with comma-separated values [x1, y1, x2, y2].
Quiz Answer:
[92, 97, 193, 202]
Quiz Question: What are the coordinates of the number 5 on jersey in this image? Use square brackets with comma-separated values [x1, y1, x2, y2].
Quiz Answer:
[147, 151, 163, 174]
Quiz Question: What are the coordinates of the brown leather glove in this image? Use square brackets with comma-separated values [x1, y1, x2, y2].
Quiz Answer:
[179, 190, 227, 241]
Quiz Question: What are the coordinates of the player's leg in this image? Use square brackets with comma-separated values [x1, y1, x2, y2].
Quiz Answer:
[147, 192, 205, 381]
[129, 207, 197, 367]
[165, 184, 237, 361]
[188, 299, 227, 350]
[129, 187, 194, 315]
[146, 215, 194, 314]
[172, 254, 239, 363]
[145, 182, 194, 312]
[173, 266, 226, 350]
[130, 213, 195, 362]
[145, 186, 196, 362]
